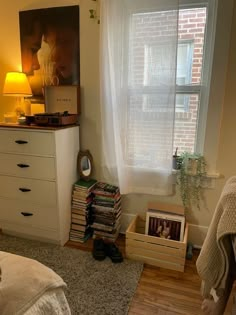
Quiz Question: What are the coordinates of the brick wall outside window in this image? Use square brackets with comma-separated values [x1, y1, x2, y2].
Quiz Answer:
[128, 8, 206, 163]
[174, 8, 206, 153]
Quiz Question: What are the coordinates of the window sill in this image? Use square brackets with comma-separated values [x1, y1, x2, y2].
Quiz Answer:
[172, 169, 220, 177]
[172, 170, 221, 189]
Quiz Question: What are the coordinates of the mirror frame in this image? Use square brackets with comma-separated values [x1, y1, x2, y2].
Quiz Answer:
[77, 150, 93, 180]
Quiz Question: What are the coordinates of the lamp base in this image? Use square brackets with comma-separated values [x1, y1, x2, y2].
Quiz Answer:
[4, 112, 17, 123]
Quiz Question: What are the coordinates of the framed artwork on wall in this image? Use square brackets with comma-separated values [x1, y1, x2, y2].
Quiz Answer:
[19, 5, 80, 103]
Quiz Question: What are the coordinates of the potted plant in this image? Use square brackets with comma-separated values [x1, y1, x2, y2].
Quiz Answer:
[172, 147, 180, 170]
[176, 152, 206, 210]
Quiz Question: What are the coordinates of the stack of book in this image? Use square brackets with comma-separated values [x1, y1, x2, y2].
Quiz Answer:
[90, 182, 121, 241]
[69, 178, 97, 243]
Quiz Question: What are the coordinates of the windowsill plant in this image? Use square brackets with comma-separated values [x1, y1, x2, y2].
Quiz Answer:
[176, 152, 207, 211]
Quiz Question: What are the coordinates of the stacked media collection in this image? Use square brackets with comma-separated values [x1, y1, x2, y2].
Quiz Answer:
[69, 178, 97, 243]
[90, 182, 122, 241]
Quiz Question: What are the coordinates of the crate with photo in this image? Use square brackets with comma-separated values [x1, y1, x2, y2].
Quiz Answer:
[125, 202, 188, 272]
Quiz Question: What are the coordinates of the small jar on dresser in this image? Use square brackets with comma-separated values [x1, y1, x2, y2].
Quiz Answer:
[0, 124, 79, 245]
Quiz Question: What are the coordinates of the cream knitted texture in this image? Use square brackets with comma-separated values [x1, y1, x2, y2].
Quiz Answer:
[196, 176, 236, 298]
[0, 251, 66, 315]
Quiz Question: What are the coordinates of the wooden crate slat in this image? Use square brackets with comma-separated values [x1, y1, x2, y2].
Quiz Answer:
[135, 215, 145, 232]
[126, 253, 185, 272]
[147, 201, 185, 216]
[183, 222, 189, 243]
[127, 215, 138, 233]
[126, 230, 186, 250]
[126, 238, 185, 257]
[136, 227, 145, 234]
[126, 245, 185, 264]
[125, 215, 188, 272]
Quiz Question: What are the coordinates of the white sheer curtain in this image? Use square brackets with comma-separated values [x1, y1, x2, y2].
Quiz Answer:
[100, 0, 179, 195]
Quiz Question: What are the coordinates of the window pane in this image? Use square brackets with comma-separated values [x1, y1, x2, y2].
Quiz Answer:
[126, 93, 174, 168]
[176, 41, 194, 85]
[143, 42, 176, 87]
[129, 10, 178, 87]
[127, 10, 178, 168]
[176, 94, 190, 112]
[178, 8, 207, 85]
[127, 7, 207, 160]
[173, 94, 200, 154]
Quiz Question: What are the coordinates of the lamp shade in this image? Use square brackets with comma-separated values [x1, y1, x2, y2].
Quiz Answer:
[3, 72, 32, 97]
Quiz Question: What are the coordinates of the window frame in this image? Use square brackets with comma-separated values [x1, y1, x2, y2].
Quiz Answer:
[125, 0, 233, 176]
[127, 1, 213, 154]
[178, 0, 234, 176]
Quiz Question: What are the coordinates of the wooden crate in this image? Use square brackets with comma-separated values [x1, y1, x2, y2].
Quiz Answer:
[126, 215, 188, 272]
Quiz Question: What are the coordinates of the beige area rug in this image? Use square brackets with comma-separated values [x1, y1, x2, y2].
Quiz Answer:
[0, 234, 143, 315]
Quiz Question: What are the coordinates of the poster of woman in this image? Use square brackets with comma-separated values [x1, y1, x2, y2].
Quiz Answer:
[19, 5, 80, 101]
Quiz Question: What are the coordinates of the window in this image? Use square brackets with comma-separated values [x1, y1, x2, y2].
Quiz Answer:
[176, 40, 194, 112]
[99, 0, 222, 195]
[127, 8, 178, 171]
[130, 6, 208, 155]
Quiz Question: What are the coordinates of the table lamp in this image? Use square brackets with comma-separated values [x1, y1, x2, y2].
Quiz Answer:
[3, 71, 32, 116]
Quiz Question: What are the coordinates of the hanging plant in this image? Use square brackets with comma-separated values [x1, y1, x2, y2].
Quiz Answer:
[176, 152, 207, 211]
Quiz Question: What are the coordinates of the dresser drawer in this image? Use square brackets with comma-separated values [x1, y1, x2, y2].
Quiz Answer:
[0, 129, 55, 156]
[0, 153, 56, 180]
[0, 176, 57, 207]
[0, 198, 58, 230]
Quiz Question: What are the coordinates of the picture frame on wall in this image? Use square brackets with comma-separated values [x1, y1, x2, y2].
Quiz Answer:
[145, 209, 185, 242]
[19, 5, 80, 102]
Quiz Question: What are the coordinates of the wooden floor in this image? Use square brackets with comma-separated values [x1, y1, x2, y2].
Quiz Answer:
[66, 234, 235, 315]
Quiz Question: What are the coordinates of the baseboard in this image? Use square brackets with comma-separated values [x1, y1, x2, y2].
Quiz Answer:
[1, 229, 60, 245]
[120, 213, 207, 248]
[187, 224, 208, 248]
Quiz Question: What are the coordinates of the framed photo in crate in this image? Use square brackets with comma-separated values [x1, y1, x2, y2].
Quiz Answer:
[145, 210, 185, 242]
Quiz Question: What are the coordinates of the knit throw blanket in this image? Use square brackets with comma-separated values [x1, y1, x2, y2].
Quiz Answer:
[196, 176, 236, 299]
[0, 251, 66, 315]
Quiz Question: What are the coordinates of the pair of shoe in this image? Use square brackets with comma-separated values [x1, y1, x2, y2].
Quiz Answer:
[92, 238, 123, 263]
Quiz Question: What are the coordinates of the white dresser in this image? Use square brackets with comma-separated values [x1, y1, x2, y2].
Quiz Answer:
[0, 125, 79, 245]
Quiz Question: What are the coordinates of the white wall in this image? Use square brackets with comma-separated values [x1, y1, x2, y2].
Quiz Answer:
[0, 0, 235, 246]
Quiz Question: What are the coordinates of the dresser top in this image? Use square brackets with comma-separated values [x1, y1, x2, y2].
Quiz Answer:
[0, 123, 79, 131]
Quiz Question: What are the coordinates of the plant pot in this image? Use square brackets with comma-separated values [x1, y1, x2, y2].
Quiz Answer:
[185, 157, 198, 175]
[172, 155, 180, 170]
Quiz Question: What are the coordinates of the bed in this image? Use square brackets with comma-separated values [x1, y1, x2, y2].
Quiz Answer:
[0, 251, 71, 315]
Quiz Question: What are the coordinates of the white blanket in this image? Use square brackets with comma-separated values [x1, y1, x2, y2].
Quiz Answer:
[196, 176, 236, 298]
[0, 251, 70, 315]
[24, 288, 71, 315]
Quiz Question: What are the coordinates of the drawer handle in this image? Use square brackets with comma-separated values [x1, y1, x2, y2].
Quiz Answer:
[19, 188, 31, 192]
[21, 212, 33, 217]
[15, 140, 28, 144]
[17, 163, 30, 168]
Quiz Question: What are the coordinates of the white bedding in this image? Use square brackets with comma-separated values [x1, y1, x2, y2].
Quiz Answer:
[0, 251, 71, 315]
[24, 288, 71, 315]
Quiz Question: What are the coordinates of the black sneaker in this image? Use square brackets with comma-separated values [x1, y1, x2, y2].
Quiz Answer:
[105, 242, 123, 263]
[92, 238, 106, 261]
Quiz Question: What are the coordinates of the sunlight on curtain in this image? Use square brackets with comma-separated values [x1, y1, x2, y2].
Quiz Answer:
[100, 0, 179, 195]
